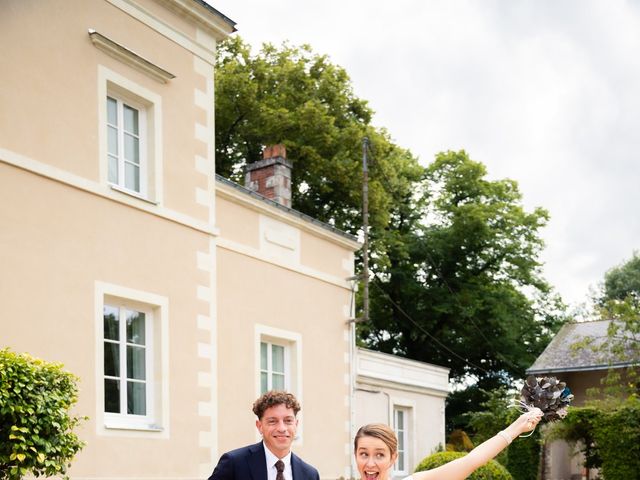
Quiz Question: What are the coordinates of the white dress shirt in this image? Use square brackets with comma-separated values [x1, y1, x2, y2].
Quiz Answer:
[263, 443, 293, 480]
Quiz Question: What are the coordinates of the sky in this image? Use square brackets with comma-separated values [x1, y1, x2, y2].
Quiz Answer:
[210, 0, 640, 310]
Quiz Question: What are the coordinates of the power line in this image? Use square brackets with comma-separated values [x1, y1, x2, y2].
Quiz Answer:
[364, 140, 521, 374]
[370, 278, 491, 375]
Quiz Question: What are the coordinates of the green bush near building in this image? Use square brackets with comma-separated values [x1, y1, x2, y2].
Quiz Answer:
[415, 451, 513, 480]
[0, 348, 85, 480]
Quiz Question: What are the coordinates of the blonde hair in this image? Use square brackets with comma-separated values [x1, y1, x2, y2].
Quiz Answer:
[354, 423, 398, 456]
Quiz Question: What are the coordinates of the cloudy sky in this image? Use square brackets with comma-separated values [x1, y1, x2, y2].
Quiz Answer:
[211, 0, 640, 309]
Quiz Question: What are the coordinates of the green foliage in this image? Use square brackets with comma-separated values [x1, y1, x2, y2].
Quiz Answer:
[592, 395, 640, 479]
[504, 428, 542, 480]
[415, 451, 513, 480]
[0, 349, 85, 480]
[215, 36, 423, 234]
[572, 294, 639, 402]
[361, 150, 565, 384]
[464, 387, 542, 479]
[546, 396, 640, 477]
[603, 251, 640, 301]
[446, 429, 474, 452]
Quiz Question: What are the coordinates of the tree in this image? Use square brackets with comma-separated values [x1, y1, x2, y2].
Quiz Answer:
[215, 36, 423, 234]
[0, 349, 85, 480]
[602, 251, 640, 302]
[360, 151, 564, 389]
[215, 38, 564, 428]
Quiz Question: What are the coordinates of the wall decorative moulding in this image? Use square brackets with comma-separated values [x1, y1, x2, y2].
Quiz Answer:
[89, 29, 176, 84]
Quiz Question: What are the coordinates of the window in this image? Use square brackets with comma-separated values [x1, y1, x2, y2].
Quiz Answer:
[260, 341, 288, 393]
[96, 281, 169, 436]
[98, 66, 162, 204]
[106, 95, 146, 196]
[394, 407, 409, 475]
[103, 304, 153, 421]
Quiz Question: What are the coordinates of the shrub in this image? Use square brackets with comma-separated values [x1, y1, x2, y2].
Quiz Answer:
[0, 349, 86, 480]
[546, 395, 640, 478]
[591, 395, 640, 479]
[415, 451, 513, 480]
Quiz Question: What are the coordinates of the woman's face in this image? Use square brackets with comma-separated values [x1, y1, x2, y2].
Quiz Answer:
[355, 435, 397, 480]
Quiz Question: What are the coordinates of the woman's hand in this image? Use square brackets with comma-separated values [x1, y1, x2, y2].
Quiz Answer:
[514, 407, 544, 435]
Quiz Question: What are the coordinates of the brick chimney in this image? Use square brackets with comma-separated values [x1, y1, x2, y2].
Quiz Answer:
[245, 144, 292, 208]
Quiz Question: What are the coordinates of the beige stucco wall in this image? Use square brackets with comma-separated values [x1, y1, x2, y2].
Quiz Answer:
[0, 0, 217, 221]
[215, 184, 358, 479]
[1, 0, 233, 478]
[0, 164, 212, 477]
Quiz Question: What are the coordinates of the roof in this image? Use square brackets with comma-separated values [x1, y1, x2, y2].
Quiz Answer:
[215, 174, 358, 243]
[527, 320, 636, 374]
[191, 0, 237, 30]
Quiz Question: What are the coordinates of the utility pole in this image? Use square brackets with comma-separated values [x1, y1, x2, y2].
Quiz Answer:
[362, 137, 369, 323]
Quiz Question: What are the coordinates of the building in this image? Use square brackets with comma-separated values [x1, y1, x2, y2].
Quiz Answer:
[215, 147, 359, 478]
[0, 1, 357, 478]
[354, 348, 449, 479]
[527, 320, 637, 480]
[1, 2, 448, 479]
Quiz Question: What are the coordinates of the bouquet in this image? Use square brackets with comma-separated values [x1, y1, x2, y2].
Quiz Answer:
[517, 375, 573, 422]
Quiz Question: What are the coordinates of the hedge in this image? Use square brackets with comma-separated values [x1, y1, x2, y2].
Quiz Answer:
[415, 451, 513, 480]
[0, 349, 85, 480]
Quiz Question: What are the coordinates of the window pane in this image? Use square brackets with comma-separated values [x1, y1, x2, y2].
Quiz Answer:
[126, 310, 145, 344]
[272, 373, 285, 390]
[104, 341, 120, 377]
[103, 305, 119, 340]
[108, 155, 119, 184]
[124, 134, 139, 164]
[127, 381, 146, 415]
[261, 372, 268, 394]
[107, 97, 117, 125]
[123, 104, 138, 135]
[127, 345, 146, 380]
[398, 452, 405, 471]
[272, 345, 284, 374]
[260, 342, 267, 370]
[105, 379, 120, 413]
[397, 410, 404, 429]
[108, 126, 118, 155]
[124, 162, 140, 192]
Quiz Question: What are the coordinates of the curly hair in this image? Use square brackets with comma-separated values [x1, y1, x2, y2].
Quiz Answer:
[252, 390, 301, 419]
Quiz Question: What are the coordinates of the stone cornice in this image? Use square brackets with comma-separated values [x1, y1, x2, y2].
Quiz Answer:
[89, 29, 176, 83]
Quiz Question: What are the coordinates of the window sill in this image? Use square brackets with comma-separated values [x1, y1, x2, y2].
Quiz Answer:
[104, 421, 163, 432]
[110, 184, 157, 205]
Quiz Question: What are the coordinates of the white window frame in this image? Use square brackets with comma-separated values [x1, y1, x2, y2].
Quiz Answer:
[98, 66, 163, 204]
[106, 94, 148, 196]
[393, 406, 410, 476]
[95, 281, 169, 437]
[260, 340, 290, 393]
[254, 325, 303, 442]
[103, 302, 154, 427]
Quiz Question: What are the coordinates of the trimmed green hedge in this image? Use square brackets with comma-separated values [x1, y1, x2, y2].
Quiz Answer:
[592, 396, 640, 479]
[0, 349, 85, 480]
[547, 395, 640, 478]
[415, 451, 513, 480]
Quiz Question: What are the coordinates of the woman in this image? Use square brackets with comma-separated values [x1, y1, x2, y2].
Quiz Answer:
[354, 408, 543, 480]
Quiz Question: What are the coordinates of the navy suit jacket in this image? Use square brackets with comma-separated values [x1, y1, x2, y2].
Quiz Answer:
[208, 441, 320, 480]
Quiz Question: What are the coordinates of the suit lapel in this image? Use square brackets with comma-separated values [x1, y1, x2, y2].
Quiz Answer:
[290, 453, 303, 480]
[247, 442, 267, 480]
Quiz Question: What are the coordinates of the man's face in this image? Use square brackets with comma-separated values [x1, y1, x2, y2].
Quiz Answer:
[256, 403, 298, 458]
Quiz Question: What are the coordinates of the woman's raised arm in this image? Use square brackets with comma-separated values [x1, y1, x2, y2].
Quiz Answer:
[407, 408, 543, 480]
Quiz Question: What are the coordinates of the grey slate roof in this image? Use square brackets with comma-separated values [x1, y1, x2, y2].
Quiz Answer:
[527, 320, 635, 374]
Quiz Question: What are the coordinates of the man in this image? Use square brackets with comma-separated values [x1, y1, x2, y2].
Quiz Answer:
[208, 391, 320, 480]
